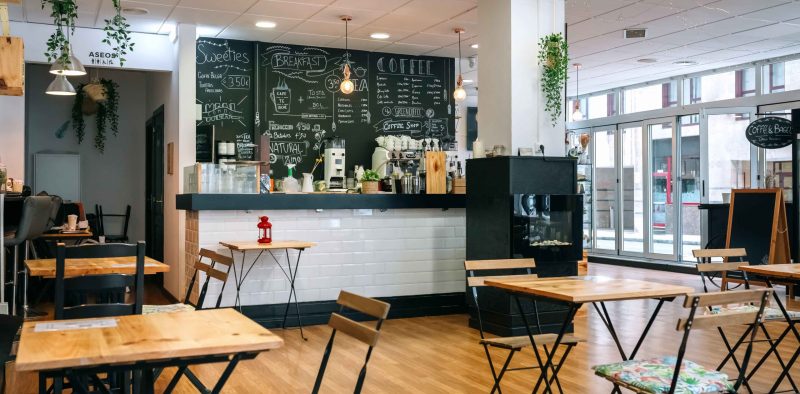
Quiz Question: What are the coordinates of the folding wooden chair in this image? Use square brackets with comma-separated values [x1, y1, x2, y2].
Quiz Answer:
[312, 291, 390, 394]
[594, 289, 772, 394]
[693, 248, 800, 392]
[143, 248, 233, 314]
[465, 258, 583, 394]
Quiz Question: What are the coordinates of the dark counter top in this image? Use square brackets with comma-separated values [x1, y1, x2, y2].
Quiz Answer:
[176, 193, 466, 211]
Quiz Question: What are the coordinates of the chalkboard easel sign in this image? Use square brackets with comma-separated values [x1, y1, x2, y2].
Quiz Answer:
[726, 188, 790, 265]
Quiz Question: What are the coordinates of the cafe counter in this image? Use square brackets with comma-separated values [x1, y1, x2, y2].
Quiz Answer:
[177, 193, 467, 326]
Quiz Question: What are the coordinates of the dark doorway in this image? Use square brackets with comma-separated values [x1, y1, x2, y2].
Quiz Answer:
[145, 106, 165, 272]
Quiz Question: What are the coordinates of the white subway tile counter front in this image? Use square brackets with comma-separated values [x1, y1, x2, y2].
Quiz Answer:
[186, 208, 466, 309]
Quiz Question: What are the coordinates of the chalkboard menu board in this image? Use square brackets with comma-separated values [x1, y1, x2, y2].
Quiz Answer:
[196, 38, 255, 161]
[195, 38, 455, 175]
[726, 189, 790, 265]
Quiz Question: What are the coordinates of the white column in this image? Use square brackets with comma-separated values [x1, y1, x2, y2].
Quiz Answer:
[477, 0, 565, 156]
[162, 23, 196, 298]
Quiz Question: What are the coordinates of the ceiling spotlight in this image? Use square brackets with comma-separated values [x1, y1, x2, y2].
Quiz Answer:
[674, 60, 698, 66]
[255, 21, 277, 29]
[122, 7, 149, 16]
[637, 58, 658, 64]
[370, 32, 390, 39]
[470, 43, 478, 49]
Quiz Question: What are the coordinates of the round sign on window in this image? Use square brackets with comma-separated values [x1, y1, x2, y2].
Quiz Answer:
[745, 117, 794, 149]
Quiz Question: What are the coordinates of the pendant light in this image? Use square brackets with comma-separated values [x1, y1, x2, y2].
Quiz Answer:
[46, 75, 77, 96]
[571, 63, 583, 122]
[453, 28, 467, 102]
[339, 15, 355, 95]
[49, 45, 86, 76]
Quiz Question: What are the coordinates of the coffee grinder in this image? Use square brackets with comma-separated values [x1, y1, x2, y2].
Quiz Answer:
[323, 136, 346, 190]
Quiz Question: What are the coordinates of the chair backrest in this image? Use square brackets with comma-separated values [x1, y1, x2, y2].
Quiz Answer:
[54, 242, 146, 320]
[7, 196, 53, 244]
[95, 204, 131, 239]
[184, 249, 233, 309]
[692, 248, 749, 292]
[47, 195, 63, 228]
[464, 258, 537, 337]
[94, 204, 104, 236]
[668, 289, 771, 394]
[313, 291, 391, 394]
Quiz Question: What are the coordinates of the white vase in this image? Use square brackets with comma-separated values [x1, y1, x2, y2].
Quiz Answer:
[302, 173, 314, 193]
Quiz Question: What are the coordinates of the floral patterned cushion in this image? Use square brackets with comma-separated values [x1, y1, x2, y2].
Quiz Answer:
[142, 303, 197, 314]
[593, 356, 734, 394]
[711, 304, 800, 321]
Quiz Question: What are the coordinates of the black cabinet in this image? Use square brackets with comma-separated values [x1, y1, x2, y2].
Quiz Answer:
[466, 156, 581, 335]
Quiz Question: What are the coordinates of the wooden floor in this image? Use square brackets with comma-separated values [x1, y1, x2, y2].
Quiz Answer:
[10, 263, 800, 393]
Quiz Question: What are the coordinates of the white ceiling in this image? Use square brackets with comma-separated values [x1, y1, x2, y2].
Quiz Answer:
[9, 0, 800, 95]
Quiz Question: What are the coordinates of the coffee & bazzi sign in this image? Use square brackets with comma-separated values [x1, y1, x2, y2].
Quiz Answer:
[746, 117, 794, 149]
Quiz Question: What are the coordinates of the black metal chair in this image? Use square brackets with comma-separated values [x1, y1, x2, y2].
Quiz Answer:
[312, 291, 390, 394]
[54, 242, 145, 320]
[144, 248, 232, 315]
[593, 289, 771, 394]
[693, 248, 800, 392]
[95, 205, 131, 243]
[465, 258, 583, 394]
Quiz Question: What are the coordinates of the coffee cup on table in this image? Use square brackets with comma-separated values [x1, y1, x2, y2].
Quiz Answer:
[66, 214, 78, 231]
[12, 179, 23, 193]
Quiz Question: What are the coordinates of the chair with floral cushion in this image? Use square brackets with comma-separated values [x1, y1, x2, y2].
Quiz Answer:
[593, 289, 771, 394]
[692, 248, 800, 392]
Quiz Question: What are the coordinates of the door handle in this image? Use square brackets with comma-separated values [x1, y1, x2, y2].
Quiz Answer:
[154, 199, 163, 204]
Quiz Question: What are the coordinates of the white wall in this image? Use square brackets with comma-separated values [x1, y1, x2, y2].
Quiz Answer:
[24, 64, 147, 241]
[0, 95, 25, 179]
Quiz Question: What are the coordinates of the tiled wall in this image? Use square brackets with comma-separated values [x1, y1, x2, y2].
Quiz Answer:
[189, 208, 466, 307]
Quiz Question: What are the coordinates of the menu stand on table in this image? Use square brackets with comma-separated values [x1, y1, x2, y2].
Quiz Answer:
[740, 263, 800, 393]
[219, 240, 316, 340]
[486, 276, 693, 394]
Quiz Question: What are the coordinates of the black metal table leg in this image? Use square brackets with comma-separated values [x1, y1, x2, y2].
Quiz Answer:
[513, 294, 553, 394]
[763, 278, 800, 393]
[229, 249, 264, 312]
[268, 248, 308, 340]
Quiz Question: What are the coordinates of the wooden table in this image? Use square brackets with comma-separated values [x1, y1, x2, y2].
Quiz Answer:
[38, 230, 93, 241]
[486, 275, 694, 393]
[25, 256, 169, 278]
[16, 308, 283, 394]
[740, 264, 800, 392]
[219, 240, 316, 339]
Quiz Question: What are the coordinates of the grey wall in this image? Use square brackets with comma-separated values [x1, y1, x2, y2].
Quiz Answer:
[25, 64, 147, 242]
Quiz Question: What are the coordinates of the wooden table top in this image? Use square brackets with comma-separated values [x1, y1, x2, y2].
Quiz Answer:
[219, 240, 316, 251]
[25, 256, 169, 278]
[39, 230, 93, 239]
[741, 264, 800, 279]
[15, 308, 283, 372]
[485, 275, 695, 303]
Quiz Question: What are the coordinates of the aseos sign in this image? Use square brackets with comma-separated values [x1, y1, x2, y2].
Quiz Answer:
[745, 117, 795, 149]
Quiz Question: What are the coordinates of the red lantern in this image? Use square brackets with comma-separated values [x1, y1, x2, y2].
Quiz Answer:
[257, 216, 272, 244]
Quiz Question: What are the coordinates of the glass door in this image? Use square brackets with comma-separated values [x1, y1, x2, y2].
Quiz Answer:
[678, 115, 702, 261]
[620, 123, 644, 255]
[592, 126, 619, 253]
[758, 102, 798, 203]
[699, 107, 757, 248]
[646, 118, 678, 259]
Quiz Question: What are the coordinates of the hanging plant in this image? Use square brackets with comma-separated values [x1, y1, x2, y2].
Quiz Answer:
[41, 0, 78, 68]
[71, 78, 120, 153]
[102, 0, 135, 66]
[537, 33, 569, 126]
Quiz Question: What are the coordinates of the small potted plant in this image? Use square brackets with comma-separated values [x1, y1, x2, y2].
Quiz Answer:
[360, 169, 381, 194]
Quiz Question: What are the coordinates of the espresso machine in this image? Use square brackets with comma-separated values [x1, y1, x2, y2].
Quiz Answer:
[324, 136, 346, 190]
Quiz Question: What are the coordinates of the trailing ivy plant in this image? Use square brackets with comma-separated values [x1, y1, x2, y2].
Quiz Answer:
[41, 0, 78, 68]
[537, 33, 569, 126]
[102, 0, 135, 66]
[71, 79, 120, 153]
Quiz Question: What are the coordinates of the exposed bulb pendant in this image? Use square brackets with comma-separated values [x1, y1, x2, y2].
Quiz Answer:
[571, 63, 583, 122]
[453, 28, 466, 102]
[339, 15, 354, 95]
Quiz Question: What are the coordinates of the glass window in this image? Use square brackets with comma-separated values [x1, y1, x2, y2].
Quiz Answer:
[764, 62, 786, 93]
[735, 68, 756, 97]
[682, 68, 755, 105]
[622, 81, 677, 114]
[569, 93, 618, 121]
[763, 112, 793, 202]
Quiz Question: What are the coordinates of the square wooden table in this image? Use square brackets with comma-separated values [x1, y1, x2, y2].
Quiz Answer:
[486, 276, 694, 393]
[16, 308, 283, 394]
[219, 240, 316, 340]
[25, 256, 169, 278]
[739, 264, 800, 392]
[38, 230, 94, 242]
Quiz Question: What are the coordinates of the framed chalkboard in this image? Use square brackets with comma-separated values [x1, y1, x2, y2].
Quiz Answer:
[196, 38, 455, 175]
[196, 38, 255, 161]
[726, 189, 790, 265]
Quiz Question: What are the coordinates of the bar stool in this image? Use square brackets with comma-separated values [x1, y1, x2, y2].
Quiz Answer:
[2, 196, 52, 316]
